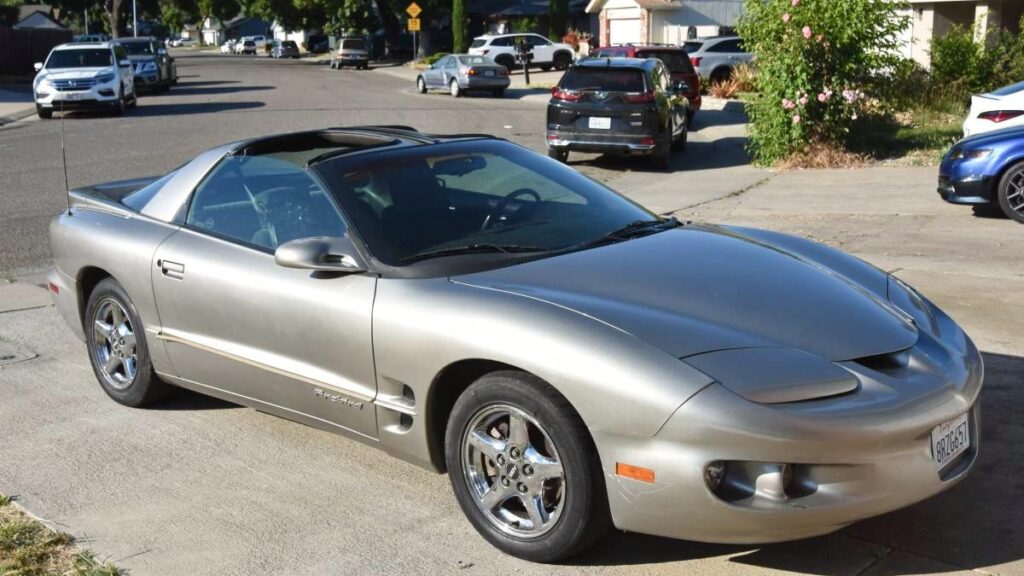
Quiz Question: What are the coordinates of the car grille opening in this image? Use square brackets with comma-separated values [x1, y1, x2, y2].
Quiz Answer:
[851, 348, 911, 375]
[53, 79, 97, 91]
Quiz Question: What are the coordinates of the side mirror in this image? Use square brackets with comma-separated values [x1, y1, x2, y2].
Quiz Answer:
[275, 235, 368, 273]
[673, 80, 690, 93]
[34, 62, 43, 72]
[119, 59, 131, 67]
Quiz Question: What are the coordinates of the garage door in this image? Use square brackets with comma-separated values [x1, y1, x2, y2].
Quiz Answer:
[609, 19, 641, 45]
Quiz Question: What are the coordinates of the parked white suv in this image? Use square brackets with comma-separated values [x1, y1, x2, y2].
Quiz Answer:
[683, 36, 753, 84]
[33, 42, 136, 119]
[468, 33, 574, 71]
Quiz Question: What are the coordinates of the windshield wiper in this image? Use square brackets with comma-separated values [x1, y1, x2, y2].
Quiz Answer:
[571, 217, 682, 250]
[399, 244, 546, 264]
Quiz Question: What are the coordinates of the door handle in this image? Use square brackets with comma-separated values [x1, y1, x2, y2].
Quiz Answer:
[158, 259, 185, 280]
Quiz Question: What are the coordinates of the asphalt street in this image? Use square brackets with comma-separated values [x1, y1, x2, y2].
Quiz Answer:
[1, 51, 1022, 576]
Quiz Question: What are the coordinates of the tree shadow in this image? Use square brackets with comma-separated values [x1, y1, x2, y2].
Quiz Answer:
[129, 101, 266, 117]
[565, 351, 1022, 575]
[565, 135, 752, 173]
[160, 84, 273, 97]
[173, 79, 240, 87]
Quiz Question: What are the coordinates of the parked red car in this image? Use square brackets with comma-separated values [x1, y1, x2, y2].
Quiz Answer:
[593, 45, 701, 126]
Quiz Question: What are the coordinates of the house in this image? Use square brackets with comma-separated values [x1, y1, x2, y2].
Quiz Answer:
[197, 15, 271, 45]
[585, 0, 742, 46]
[901, 0, 1024, 67]
[14, 5, 66, 30]
[468, 0, 594, 39]
[271, 22, 317, 46]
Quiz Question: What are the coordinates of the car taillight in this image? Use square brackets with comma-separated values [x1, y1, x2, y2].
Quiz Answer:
[551, 87, 581, 102]
[468, 68, 478, 76]
[625, 92, 656, 103]
[498, 68, 508, 77]
[691, 56, 702, 67]
[978, 110, 1024, 123]
[480, 49, 489, 55]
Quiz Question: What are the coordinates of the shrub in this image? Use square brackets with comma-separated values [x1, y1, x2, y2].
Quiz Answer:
[710, 78, 741, 99]
[425, 52, 449, 65]
[737, 0, 909, 165]
[930, 25, 981, 91]
[731, 63, 756, 93]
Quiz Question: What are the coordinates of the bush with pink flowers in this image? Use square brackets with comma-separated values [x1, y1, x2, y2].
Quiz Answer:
[737, 0, 908, 164]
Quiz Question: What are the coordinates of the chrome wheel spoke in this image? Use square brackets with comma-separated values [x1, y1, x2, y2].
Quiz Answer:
[122, 357, 136, 380]
[103, 352, 122, 376]
[506, 412, 529, 447]
[523, 446, 563, 482]
[94, 319, 114, 340]
[110, 304, 124, 326]
[122, 332, 136, 352]
[467, 430, 505, 461]
[522, 494, 548, 530]
[480, 483, 511, 511]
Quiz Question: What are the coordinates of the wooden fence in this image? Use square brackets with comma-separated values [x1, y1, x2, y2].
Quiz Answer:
[0, 27, 73, 76]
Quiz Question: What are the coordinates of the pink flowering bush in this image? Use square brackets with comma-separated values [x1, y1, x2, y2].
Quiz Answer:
[737, 0, 908, 164]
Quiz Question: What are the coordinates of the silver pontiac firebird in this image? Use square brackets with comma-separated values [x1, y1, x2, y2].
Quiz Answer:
[48, 127, 982, 562]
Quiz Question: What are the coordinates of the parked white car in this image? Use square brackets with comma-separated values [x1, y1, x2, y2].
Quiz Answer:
[963, 81, 1024, 137]
[683, 36, 753, 84]
[467, 33, 574, 71]
[220, 39, 236, 54]
[32, 41, 136, 119]
[235, 35, 268, 54]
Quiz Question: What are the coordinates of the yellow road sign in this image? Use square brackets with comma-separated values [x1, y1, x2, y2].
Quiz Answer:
[406, 2, 422, 18]
[407, 17, 421, 31]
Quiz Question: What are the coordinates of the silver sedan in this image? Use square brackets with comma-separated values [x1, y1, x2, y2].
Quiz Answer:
[417, 54, 510, 97]
[48, 127, 982, 562]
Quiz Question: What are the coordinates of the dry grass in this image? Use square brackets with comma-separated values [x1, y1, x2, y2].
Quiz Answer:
[731, 64, 756, 93]
[709, 78, 741, 99]
[778, 144, 871, 170]
[0, 495, 121, 576]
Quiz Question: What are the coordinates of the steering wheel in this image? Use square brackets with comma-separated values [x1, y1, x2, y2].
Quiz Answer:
[481, 188, 541, 230]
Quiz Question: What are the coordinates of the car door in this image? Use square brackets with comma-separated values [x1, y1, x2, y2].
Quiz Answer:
[113, 44, 133, 96]
[150, 154, 379, 438]
[528, 35, 554, 64]
[443, 55, 459, 85]
[426, 57, 448, 86]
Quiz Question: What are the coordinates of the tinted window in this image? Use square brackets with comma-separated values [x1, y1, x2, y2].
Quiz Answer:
[991, 81, 1024, 97]
[187, 156, 347, 251]
[458, 56, 494, 66]
[595, 48, 628, 58]
[46, 49, 112, 68]
[281, 41, 297, 48]
[341, 38, 366, 50]
[560, 67, 646, 92]
[121, 41, 154, 55]
[446, 57, 457, 68]
[637, 50, 694, 74]
[435, 56, 451, 68]
[491, 37, 514, 47]
[313, 140, 655, 266]
[707, 39, 743, 53]
[527, 35, 550, 46]
[470, 39, 487, 48]
[683, 41, 703, 53]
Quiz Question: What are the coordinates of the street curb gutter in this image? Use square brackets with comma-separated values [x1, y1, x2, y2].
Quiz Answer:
[0, 106, 36, 126]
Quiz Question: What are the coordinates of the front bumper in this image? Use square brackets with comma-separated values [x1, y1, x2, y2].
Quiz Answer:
[937, 174, 994, 205]
[133, 73, 162, 87]
[35, 85, 120, 109]
[596, 314, 983, 543]
[547, 131, 657, 155]
[47, 268, 84, 341]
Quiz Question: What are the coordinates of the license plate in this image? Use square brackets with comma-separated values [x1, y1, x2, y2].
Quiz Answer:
[64, 92, 83, 101]
[588, 117, 611, 129]
[484, 70, 495, 77]
[931, 413, 970, 469]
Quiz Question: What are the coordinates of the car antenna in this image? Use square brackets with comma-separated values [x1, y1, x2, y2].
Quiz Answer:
[59, 97, 71, 215]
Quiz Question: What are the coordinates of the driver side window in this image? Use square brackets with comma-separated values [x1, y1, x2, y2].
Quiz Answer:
[186, 156, 348, 252]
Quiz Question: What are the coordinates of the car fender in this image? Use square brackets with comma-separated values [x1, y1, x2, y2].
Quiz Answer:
[371, 276, 715, 469]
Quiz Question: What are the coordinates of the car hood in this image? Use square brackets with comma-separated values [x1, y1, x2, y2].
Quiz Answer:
[40, 68, 108, 81]
[957, 124, 1024, 148]
[453, 224, 917, 361]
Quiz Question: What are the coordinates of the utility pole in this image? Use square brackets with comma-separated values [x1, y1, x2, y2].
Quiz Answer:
[132, 0, 137, 36]
[84, 9, 88, 34]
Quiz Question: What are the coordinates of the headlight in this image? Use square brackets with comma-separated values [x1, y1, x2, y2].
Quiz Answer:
[36, 76, 53, 89]
[949, 148, 992, 160]
[95, 73, 115, 84]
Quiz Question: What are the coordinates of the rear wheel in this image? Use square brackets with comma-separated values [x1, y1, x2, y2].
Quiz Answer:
[495, 55, 515, 71]
[710, 67, 733, 85]
[450, 79, 461, 98]
[540, 64, 552, 72]
[417, 76, 428, 93]
[997, 161, 1024, 223]
[85, 278, 171, 407]
[445, 371, 610, 562]
[672, 121, 688, 151]
[553, 52, 572, 70]
[651, 133, 672, 169]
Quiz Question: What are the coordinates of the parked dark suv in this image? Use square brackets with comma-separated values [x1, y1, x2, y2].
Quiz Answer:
[594, 45, 701, 126]
[546, 58, 689, 168]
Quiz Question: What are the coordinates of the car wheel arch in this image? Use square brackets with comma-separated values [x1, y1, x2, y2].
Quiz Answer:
[425, 359, 596, 474]
[993, 155, 1024, 197]
[77, 266, 114, 328]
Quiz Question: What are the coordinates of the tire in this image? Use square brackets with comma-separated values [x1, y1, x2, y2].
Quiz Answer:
[996, 161, 1024, 223]
[710, 67, 733, 85]
[127, 90, 138, 109]
[417, 76, 427, 93]
[450, 79, 461, 98]
[650, 134, 672, 169]
[445, 371, 610, 562]
[84, 278, 171, 407]
[672, 121, 687, 151]
[112, 88, 125, 116]
[553, 52, 572, 71]
[36, 105, 52, 119]
[495, 55, 515, 71]
[548, 147, 568, 163]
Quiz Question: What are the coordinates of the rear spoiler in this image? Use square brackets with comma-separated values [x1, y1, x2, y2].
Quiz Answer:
[67, 175, 158, 216]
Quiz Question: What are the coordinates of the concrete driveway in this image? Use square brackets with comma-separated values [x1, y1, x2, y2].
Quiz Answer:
[1, 52, 1022, 576]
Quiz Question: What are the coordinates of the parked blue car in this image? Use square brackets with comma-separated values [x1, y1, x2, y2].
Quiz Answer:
[939, 125, 1024, 222]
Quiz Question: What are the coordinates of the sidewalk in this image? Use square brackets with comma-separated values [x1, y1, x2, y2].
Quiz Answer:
[0, 88, 35, 126]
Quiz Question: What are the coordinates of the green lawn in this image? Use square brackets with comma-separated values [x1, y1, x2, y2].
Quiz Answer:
[848, 107, 964, 166]
[0, 495, 121, 576]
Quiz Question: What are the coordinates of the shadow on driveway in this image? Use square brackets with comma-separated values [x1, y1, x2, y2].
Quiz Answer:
[131, 101, 266, 116]
[568, 351, 1021, 574]
[162, 84, 273, 97]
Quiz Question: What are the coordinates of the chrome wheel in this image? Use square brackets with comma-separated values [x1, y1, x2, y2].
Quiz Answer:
[91, 298, 137, 390]
[1004, 168, 1024, 217]
[450, 79, 461, 98]
[462, 404, 565, 539]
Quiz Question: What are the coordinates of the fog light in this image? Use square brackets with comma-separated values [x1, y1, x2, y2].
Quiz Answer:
[98, 88, 114, 97]
[704, 461, 726, 492]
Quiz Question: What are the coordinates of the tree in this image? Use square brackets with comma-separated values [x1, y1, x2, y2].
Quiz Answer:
[548, 0, 567, 42]
[324, 0, 376, 36]
[452, 0, 466, 53]
[198, 0, 240, 42]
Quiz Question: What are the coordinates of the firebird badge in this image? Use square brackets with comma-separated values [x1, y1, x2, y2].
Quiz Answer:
[314, 388, 364, 410]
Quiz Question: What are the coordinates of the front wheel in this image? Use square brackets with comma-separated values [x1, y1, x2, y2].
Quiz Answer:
[553, 52, 572, 71]
[450, 79, 461, 98]
[36, 105, 52, 119]
[997, 161, 1024, 223]
[417, 76, 427, 93]
[84, 278, 170, 407]
[445, 371, 610, 562]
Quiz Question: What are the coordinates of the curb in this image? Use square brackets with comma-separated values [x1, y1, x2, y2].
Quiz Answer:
[0, 105, 36, 126]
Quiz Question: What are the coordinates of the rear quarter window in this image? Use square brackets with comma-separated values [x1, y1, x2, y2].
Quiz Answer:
[561, 68, 646, 92]
[470, 39, 487, 48]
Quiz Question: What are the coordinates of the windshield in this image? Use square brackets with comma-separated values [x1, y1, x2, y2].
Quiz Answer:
[312, 140, 656, 267]
[121, 41, 154, 55]
[341, 39, 366, 50]
[46, 48, 112, 69]
[560, 68, 646, 92]
[458, 56, 494, 66]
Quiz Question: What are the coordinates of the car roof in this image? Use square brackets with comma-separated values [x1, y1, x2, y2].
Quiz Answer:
[54, 42, 114, 50]
[575, 57, 659, 71]
[117, 37, 156, 43]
